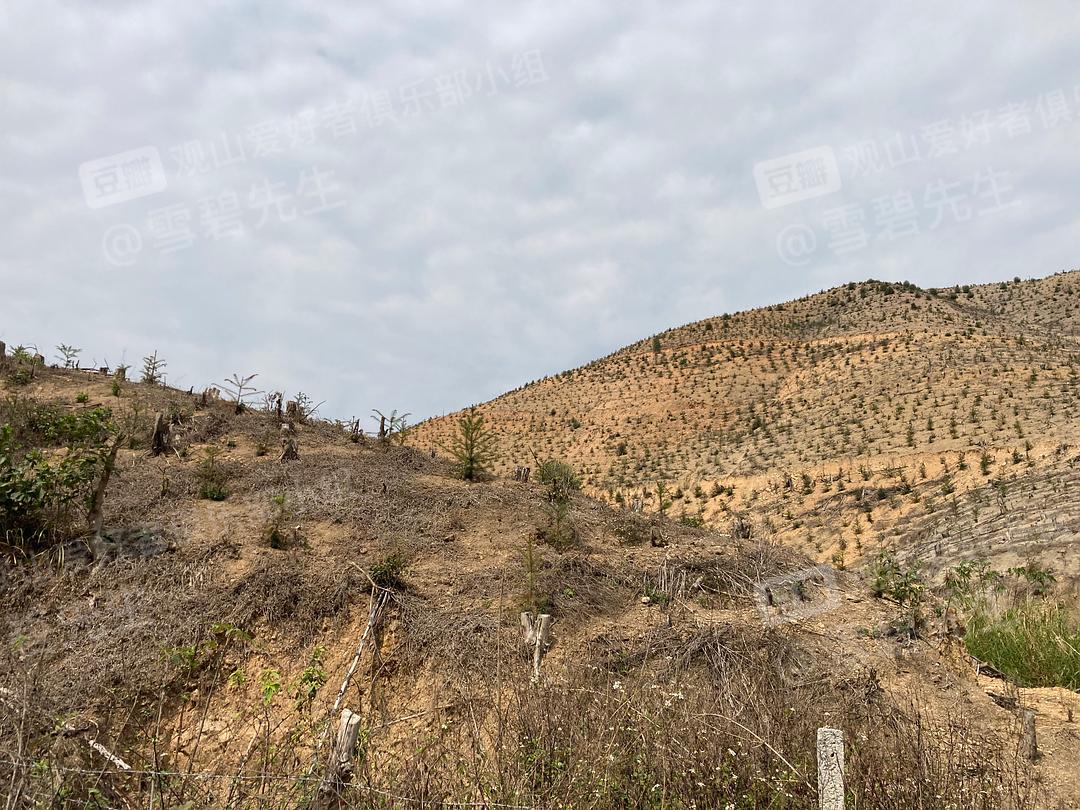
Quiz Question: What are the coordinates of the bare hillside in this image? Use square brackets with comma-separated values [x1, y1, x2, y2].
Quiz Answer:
[1, 366, 1076, 807]
[413, 271, 1080, 570]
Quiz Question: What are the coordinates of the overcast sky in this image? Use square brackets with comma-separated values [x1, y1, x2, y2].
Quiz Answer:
[2, 2, 1078, 423]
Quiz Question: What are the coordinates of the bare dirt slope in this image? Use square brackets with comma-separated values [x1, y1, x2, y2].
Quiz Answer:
[0, 366, 1075, 807]
[413, 271, 1080, 572]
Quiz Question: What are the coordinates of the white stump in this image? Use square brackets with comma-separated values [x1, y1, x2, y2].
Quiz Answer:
[816, 727, 845, 810]
[319, 708, 362, 797]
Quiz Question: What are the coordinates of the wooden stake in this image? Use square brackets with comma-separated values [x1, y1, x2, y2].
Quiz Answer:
[1020, 709, 1038, 761]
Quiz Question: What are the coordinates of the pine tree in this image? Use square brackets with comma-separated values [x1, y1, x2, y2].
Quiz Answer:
[448, 408, 497, 481]
[141, 351, 166, 385]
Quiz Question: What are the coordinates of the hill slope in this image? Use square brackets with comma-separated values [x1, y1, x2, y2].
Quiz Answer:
[1, 366, 1077, 806]
[414, 271, 1080, 569]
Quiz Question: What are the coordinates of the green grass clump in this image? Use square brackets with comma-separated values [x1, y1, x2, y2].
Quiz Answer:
[965, 601, 1080, 689]
[370, 549, 409, 592]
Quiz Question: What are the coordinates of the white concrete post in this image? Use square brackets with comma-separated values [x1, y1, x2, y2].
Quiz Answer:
[816, 727, 845, 810]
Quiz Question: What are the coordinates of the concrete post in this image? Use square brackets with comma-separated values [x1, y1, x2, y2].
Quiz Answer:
[817, 727, 845, 810]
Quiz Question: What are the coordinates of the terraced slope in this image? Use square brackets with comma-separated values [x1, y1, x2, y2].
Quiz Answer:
[414, 271, 1080, 567]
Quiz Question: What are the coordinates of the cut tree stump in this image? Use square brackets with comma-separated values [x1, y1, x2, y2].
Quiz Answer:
[150, 412, 171, 457]
[279, 422, 299, 461]
[521, 611, 552, 682]
[317, 708, 363, 803]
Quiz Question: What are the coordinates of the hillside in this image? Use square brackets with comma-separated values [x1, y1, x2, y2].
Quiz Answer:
[413, 271, 1080, 573]
[2, 365, 1078, 807]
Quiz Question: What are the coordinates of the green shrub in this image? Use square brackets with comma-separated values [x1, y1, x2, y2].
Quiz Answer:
[0, 406, 118, 554]
[869, 551, 924, 606]
[537, 459, 580, 549]
[196, 448, 229, 500]
[262, 493, 295, 548]
[536, 458, 580, 494]
[370, 549, 409, 591]
[9, 367, 32, 386]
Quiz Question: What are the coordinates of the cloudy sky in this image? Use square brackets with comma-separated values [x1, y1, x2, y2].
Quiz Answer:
[2, 2, 1078, 423]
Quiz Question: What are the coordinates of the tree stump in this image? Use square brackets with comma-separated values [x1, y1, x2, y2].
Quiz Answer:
[0, 340, 6, 367]
[150, 412, 171, 457]
[317, 708, 363, 805]
[521, 612, 553, 682]
[113, 366, 126, 382]
[286, 400, 299, 421]
[279, 422, 299, 461]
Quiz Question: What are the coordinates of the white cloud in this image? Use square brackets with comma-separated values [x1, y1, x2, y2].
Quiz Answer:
[1, 0, 1078, 419]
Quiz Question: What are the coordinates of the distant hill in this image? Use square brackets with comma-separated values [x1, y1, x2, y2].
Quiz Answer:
[414, 270, 1080, 569]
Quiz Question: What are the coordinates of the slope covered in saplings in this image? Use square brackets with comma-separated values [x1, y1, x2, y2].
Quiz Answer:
[413, 271, 1080, 571]
[1, 364, 1078, 807]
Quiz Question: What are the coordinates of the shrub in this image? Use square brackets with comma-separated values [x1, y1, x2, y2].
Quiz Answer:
[9, 367, 32, 386]
[196, 448, 229, 500]
[370, 549, 409, 591]
[262, 493, 296, 549]
[0, 406, 118, 555]
[870, 551, 924, 606]
[536, 458, 580, 494]
[537, 459, 580, 549]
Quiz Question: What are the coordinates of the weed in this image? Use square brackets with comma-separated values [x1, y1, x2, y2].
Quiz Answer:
[370, 548, 409, 591]
[293, 647, 328, 705]
[196, 448, 228, 500]
[966, 602, 1080, 689]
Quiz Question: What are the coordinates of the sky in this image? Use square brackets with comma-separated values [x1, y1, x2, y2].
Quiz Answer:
[2, 2, 1079, 424]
